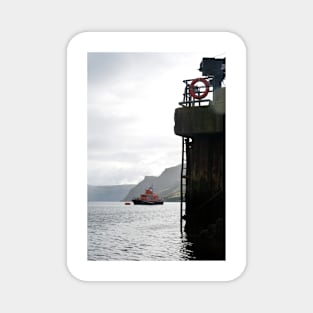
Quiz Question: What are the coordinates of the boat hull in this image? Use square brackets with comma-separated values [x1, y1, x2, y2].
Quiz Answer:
[132, 199, 164, 205]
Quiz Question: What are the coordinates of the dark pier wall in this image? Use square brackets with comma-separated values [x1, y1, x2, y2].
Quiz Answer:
[174, 87, 225, 259]
[185, 134, 225, 233]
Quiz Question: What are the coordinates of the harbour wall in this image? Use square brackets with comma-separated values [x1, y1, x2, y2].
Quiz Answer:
[174, 87, 225, 259]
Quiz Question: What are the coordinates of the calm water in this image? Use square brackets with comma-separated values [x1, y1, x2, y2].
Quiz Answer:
[88, 202, 196, 261]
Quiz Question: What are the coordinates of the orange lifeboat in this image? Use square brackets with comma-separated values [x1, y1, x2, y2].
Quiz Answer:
[132, 187, 164, 205]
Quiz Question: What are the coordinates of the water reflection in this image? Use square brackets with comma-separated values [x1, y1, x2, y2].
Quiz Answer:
[179, 232, 225, 260]
[179, 234, 197, 260]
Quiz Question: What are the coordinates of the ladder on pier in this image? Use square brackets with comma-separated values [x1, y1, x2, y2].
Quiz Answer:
[180, 137, 191, 234]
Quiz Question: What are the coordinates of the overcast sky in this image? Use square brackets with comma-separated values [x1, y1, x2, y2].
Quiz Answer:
[88, 52, 215, 186]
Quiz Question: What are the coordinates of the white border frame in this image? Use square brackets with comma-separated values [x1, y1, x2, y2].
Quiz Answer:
[67, 32, 246, 281]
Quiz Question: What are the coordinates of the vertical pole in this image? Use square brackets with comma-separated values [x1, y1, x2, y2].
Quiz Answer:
[180, 136, 184, 234]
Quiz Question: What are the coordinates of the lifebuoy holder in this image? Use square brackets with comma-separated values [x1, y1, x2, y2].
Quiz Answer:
[189, 78, 209, 99]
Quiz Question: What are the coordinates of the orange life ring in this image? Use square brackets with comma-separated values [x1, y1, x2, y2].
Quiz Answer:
[189, 78, 209, 99]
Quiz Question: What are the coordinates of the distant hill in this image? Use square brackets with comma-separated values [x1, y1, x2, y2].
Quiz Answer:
[88, 184, 136, 201]
[123, 164, 181, 202]
[88, 164, 182, 202]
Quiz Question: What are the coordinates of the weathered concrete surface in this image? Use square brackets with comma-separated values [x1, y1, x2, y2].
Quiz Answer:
[183, 134, 225, 259]
[174, 106, 224, 136]
[184, 135, 225, 234]
[212, 86, 225, 114]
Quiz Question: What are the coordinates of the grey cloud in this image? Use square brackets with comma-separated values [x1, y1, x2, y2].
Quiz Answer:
[87, 52, 207, 185]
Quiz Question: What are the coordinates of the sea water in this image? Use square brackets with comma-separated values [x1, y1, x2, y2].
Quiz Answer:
[88, 202, 196, 261]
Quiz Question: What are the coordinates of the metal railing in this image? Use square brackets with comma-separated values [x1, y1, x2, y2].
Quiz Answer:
[178, 76, 213, 107]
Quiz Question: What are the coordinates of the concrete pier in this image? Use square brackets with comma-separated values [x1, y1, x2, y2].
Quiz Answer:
[174, 87, 225, 259]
